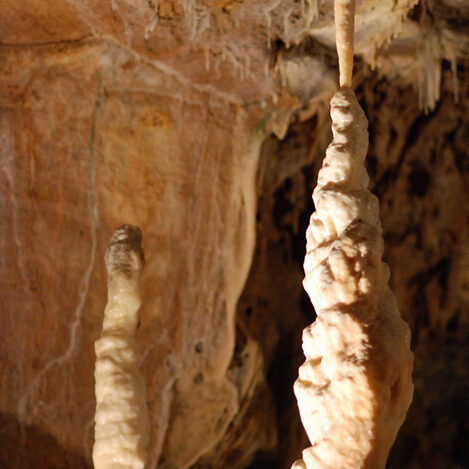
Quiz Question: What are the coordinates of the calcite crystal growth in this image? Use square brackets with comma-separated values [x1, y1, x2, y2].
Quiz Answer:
[93, 225, 150, 469]
[292, 88, 414, 469]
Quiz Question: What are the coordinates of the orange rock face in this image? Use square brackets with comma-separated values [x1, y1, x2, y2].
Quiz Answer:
[0, 34, 266, 468]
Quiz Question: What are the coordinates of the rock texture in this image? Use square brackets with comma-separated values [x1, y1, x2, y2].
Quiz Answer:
[0, 39, 265, 468]
[0, 1, 468, 468]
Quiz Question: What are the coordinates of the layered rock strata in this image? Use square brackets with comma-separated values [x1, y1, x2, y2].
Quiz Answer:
[292, 88, 414, 469]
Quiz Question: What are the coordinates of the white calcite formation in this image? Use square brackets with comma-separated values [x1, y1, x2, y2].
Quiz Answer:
[292, 88, 414, 469]
[93, 225, 150, 469]
[334, 0, 356, 88]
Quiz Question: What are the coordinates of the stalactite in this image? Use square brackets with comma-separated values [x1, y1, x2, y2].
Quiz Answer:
[291, 1, 414, 468]
[93, 225, 150, 469]
[334, 0, 355, 88]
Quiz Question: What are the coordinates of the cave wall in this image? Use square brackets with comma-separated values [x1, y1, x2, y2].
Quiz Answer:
[1, 1, 468, 468]
[0, 40, 268, 468]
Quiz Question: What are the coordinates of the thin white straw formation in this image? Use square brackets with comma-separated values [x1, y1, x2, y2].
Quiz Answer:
[335, 0, 356, 87]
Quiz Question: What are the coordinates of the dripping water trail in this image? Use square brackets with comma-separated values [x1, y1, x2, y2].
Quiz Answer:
[15, 76, 103, 465]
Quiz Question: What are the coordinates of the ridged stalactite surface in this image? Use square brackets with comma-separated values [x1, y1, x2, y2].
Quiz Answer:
[293, 89, 414, 469]
[93, 225, 149, 469]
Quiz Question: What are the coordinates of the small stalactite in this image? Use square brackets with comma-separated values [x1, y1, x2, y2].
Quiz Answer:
[93, 225, 150, 469]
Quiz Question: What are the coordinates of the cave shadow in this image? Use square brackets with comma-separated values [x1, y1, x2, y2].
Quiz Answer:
[0, 412, 91, 469]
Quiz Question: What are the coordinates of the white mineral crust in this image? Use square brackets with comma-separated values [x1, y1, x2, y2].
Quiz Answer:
[93, 225, 150, 469]
[293, 88, 414, 469]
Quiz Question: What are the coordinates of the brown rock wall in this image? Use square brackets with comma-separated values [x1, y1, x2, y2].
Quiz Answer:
[0, 39, 269, 468]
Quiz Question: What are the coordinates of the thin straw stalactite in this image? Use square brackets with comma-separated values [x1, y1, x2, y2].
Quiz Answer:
[334, 0, 356, 88]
